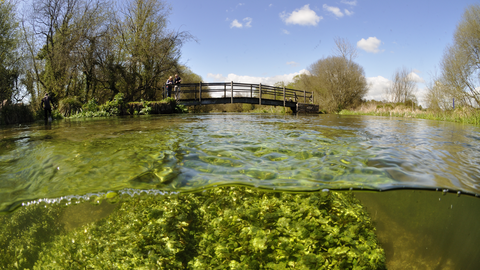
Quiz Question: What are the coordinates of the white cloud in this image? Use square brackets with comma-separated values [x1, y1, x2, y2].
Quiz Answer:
[286, 61, 299, 67]
[341, 0, 357, 6]
[323, 4, 344, 18]
[365, 75, 427, 106]
[280, 5, 322, 26]
[365, 76, 391, 101]
[243, 17, 252, 28]
[357, 37, 383, 53]
[408, 71, 425, 83]
[282, 29, 290, 34]
[230, 19, 242, 28]
[230, 17, 252, 28]
[207, 69, 309, 86]
[344, 9, 353, 16]
[269, 4, 273, 7]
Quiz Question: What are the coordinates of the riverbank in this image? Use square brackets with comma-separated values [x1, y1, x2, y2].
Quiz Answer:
[339, 103, 480, 126]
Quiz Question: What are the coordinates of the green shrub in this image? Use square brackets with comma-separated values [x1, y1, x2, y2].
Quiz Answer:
[59, 97, 83, 117]
[100, 93, 125, 116]
[82, 99, 98, 112]
[0, 103, 34, 125]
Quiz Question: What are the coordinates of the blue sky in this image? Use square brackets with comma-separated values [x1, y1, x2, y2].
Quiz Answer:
[168, 0, 478, 105]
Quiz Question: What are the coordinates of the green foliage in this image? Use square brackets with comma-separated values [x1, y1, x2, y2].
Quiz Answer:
[0, 204, 65, 269]
[33, 188, 386, 269]
[140, 104, 152, 115]
[69, 110, 112, 118]
[99, 93, 125, 116]
[0, 0, 20, 105]
[438, 4, 480, 107]
[82, 99, 98, 112]
[0, 104, 34, 125]
[175, 104, 188, 113]
[59, 97, 83, 117]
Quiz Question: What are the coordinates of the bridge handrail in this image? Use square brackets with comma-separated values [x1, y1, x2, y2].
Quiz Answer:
[165, 82, 313, 104]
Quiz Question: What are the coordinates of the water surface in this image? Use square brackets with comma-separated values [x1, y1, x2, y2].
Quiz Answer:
[1, 113, 480, 211]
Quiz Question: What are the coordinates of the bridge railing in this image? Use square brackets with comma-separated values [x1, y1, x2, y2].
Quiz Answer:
[164, 82, 314, 104]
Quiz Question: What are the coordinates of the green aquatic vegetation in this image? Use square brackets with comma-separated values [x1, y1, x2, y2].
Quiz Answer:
[0, 203, 65, 269]
[33, 188, 385, 269]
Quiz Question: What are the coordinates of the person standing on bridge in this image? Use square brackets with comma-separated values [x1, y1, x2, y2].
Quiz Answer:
[166, 76, 173, 98]
[174, 74, 182, 100]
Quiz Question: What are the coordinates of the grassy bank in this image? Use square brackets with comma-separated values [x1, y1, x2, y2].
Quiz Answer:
[340, 103, 480, 126]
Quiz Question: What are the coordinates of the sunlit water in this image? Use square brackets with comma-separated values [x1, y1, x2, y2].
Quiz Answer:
[2, 113, 480, 269]
[1, 113, 480, 210]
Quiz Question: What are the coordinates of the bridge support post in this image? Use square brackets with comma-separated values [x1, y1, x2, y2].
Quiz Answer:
[283, 86, 285, 108]
[304, 90, 306, 103]
[199, 82, 202, 102]
[231, 81, 233, 103]
[224, 84, 226, 98]
[259, 83, 262, 105]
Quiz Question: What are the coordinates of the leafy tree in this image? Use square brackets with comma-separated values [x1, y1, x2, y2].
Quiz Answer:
[0, 0, 20, 104]
[113, 0, 194, 102]
[438, 4, 480, 107]
[287, 38, 368, 113]
[296, 56, 368, 113]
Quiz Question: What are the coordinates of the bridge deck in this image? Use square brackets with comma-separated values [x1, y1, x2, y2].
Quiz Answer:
[165, 82, 318, 113]
[178, 97, 297, 107]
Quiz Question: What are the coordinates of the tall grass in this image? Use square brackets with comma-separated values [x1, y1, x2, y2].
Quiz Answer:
[340, 103, 480, 126]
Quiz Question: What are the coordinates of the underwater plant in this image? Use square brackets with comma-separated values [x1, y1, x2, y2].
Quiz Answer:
[29, 187, 385, 269]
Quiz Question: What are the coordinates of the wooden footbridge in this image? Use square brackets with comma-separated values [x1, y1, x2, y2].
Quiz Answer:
[167, 82, 318, 113]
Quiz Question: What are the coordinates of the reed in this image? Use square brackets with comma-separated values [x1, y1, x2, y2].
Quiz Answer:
[340, 103, 480, 126]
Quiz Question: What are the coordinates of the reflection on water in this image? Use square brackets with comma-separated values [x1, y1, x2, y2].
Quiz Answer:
[1, 114, 480, 212]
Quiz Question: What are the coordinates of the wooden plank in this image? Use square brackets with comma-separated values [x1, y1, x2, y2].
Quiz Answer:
[259, 83, 262, 105]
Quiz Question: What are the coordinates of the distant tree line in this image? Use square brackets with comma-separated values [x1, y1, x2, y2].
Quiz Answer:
[0, 0, 201, 123]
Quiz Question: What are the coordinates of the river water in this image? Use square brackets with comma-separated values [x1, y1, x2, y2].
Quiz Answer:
[1, 113, 480, 268]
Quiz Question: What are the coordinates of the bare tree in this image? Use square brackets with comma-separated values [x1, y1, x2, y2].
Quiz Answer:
[333, 37, 358, 62]
[385, 67, 417, 103]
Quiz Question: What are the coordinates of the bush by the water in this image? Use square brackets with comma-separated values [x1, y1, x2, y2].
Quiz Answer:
[69, 95, 181, 118]
[0, 103, 35, 125]
[0, 187, 388, 269]
[58, 96, 83, 117]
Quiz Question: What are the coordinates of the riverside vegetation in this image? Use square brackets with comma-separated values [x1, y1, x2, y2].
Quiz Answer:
[0, 187, 386, 269]
[339, 100, 480, 126]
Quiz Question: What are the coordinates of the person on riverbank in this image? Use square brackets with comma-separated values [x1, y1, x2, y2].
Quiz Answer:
[166, 76, 173, 98]
[41, 93, 54, 125]
[174, 74, 182, 100]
